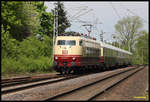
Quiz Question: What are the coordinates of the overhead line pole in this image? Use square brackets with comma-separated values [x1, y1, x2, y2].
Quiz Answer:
[100, 30, 105, 42]
[82, 24, 93, 36]
[55, 2, 58, 37]
[53, 2, 58, 62]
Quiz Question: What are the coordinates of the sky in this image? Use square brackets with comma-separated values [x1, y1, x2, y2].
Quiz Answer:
[44, 1, 148, 42]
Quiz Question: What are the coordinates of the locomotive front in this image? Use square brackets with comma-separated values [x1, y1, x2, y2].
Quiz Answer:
[53, 36, 82, 74]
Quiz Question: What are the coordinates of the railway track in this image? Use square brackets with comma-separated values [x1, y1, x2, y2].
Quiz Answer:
[1, 65, 142, 100]
[2, 65, 136, 87]
[2, 70, 104, 87]
[45, 65, 145, 101]
[2, 68, 112, 95]
[1, 74, 62, 87]
[2, 74, 83, 95]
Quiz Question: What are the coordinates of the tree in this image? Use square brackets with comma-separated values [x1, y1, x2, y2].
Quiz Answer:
[32, 2, 54, 37]
[134, 30, 148, 64]
[112, 41, 120, 48]
[52, 1, 71, 35]
[20, 2, 41, 38]
[1, 1, 41, 40]
[2, 1, 23, 40]
[114, 16, 143, 52]
[39, 12, 54, 37]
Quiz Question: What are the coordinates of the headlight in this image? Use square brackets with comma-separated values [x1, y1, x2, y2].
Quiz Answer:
[72, 57, 76, 61]
[55, 57, 58, 60]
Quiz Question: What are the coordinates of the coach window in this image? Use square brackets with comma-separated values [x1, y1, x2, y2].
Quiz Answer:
[106, 48, 108, 56]
[117, 51, 119, 57]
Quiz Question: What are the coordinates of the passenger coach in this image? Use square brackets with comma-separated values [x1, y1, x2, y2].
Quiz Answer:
[100, 42, 132, 69]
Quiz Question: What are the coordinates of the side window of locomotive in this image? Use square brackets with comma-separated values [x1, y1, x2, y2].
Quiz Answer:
[79, 40, 83, 46]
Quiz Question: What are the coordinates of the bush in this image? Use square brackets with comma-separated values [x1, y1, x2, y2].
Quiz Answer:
[2, 25, 20, 59]
[2, 58, 24, 74]
[19, 35, 52, 58]
[2, 34, 54, 75]
[18, 56, 53, 73]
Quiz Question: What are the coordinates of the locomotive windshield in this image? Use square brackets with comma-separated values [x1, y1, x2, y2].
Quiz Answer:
[57, 40, 76, 46]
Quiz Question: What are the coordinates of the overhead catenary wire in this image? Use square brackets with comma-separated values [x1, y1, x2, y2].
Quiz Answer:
[71, 9, 94, 21]
[65, 5, 97, 36]
[127, 9, 147, 23]
[119, 3, 148, 23]
[64, 3, 104, 37]
[67, 7, 88, 20]
[65, 5, 91, 21]
[109, 2, 121, 19]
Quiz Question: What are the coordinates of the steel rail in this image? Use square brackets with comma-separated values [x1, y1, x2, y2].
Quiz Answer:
[2, 70, 108, 94]
[1, 75, 78, 95]
[2, 75, 62, 88]
[89, 66, 144, 101]
[2, 65, 134, 87]
[45, 65, 144, 101]
[1, 66, 137, 95]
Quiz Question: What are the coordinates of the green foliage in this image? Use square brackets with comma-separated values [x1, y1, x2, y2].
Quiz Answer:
[2, 58, 23, 74]
[19, 35, 53, 58]
[2, 1, 41, 40]
[132, 30, 148, 65]
[111, 41, 119, 47]
[39, 12, 54, 37]
[1, 1, 71, 76]
[32, 1, 46, 12]
[114, 16, 143, 52]
[2, 56, 53, 74]
[2, 1, 23, 40]
[32, 2, 54, 37]
[2, 35, 53, 75]
[1, 24, 20, 59]
[113, 16, 148, 65]
[18, 56, 53, 73]
[20, 2, 41, 38]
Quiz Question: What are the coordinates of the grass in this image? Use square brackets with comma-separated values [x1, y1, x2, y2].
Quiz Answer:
[1, 56, 55, 79]
[2, 70, 57, 79]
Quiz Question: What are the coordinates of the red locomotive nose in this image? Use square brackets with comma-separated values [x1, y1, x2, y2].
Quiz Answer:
[54, 55, 81, 67]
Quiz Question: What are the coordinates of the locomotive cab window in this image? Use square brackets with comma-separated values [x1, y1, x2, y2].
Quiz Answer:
[57, 40, 76, 46]
[79, 40, 83, 46]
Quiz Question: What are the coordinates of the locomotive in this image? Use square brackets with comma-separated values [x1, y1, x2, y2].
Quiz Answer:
[53, 33, 132, 74]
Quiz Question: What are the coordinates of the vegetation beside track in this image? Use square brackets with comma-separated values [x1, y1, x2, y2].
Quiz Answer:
[2, 35, 55, 78]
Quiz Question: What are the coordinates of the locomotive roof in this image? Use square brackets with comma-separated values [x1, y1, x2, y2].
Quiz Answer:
[56, 36, 100, 44]
[100, 41, 132, 55]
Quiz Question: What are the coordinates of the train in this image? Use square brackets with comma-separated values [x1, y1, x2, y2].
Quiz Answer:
[53, 33, 132, 74]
